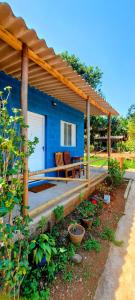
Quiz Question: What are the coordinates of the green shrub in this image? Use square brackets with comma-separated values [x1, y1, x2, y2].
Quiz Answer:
[78, 200, 96, 218]
[38, 216, 47, 233]
[21, 268, 50, 299]
[116, 141, 127, 152]
[83, 238, 101, 252]
[108, 158, 125, 186]
[101, 226, 123, 246]
[53, 205, 64, 221]
[125, 140, 135, 152]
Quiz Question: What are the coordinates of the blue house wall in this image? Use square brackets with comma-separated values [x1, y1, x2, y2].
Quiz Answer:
[0, 72, 84, 173]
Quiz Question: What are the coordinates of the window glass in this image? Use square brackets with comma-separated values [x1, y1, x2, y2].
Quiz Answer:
[61, 121, 76, 147]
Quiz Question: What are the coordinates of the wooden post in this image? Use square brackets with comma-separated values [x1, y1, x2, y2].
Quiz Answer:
[86, 98, 90, 180]
[107, 114, 111, 167]
[20, 44, 29, 216]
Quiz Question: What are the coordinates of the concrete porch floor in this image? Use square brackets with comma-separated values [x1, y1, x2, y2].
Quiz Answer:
[29, 166, 106, 212]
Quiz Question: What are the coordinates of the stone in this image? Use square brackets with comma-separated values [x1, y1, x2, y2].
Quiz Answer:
[71, 253, 82, 264]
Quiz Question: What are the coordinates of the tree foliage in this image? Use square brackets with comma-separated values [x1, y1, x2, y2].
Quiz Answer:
[61, 51, 103, 91]
[89, 116, 128, 144]
[127, 104, 135, 119]
[125, 116, 135, 151]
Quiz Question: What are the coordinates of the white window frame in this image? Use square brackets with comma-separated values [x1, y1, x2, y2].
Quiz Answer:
[61, 120, 76, 147]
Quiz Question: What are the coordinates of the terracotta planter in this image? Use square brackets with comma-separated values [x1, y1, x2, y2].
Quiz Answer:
[68, 224, 85, 245]
[82, 218, 93, 229]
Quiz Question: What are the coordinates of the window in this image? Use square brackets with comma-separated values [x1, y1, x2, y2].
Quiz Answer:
[61, 121, 76, 147]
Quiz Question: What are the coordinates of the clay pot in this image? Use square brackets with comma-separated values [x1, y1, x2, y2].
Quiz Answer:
[68, 224, 85, 245]
[82, 218, 93, 229]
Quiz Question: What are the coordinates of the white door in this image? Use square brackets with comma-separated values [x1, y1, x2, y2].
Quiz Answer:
[28, 111, 45, 172]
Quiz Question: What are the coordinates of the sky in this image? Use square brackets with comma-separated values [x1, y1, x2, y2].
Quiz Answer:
[3, 0, 135, 116]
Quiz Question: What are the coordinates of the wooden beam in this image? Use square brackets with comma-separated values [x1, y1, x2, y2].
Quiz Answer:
[107, 114, 111, 166]
[29, 161, 87, 177]
[20, 44, 29, 216]
[0, 25, 109, 115]
[0, 25, 22, 51]
[29, 176, 87, 182]
[86, 98, 90, 180]
[29, 172, 107, 184]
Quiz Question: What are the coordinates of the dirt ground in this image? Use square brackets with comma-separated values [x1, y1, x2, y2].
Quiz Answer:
[51, 181, 127, 300]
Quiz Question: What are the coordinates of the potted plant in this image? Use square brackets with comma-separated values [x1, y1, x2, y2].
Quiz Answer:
[30, 233, 57, 267]
[78, 200, 96, 228]
[68, 222, 85, 245]
[82, 216, 93, 228]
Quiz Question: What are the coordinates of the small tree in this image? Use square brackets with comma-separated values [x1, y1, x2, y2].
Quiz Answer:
[125, 116, 135, 152]
[127, 104, 135, 119]
[0, 87, 38, 299]
[108, 159, 125, 186]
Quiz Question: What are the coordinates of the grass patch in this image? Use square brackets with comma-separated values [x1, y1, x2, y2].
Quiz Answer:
[101, 226, 123, 247]
[90, 156, 107, 167]
[124, 158, 135, 169]
[90, 156, 135, 169]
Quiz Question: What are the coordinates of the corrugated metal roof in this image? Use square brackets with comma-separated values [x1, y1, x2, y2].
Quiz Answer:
[0, 2, 118, 116]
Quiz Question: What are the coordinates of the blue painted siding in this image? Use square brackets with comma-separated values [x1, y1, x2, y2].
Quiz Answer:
[0, 71, 84, 173]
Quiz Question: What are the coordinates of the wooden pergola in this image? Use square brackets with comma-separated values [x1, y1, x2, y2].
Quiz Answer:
[0, 3, 118, 216]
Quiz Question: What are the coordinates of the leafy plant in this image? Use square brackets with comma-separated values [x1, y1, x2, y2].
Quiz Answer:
[46, 261, 57, 281]
[38, 216, 47, 233]
[83, 238, 101, 252]
[78, 200, 96, 219]
[101, 226, 123, 246]
[97, 199, 103, 213]
[108, 159, 125, 186]
[92, 217, 100, 227]
[53, 205, 64, 222]
[63, 270, 73, 283]
[98, 181, 112, 195]
[21, 267, 50, 299]
[51, 223, 61, 238]
[30, 233, 57, 265]
[67, 243, 76, 258]
[0, 215, 32, 299]
[39, 289, 50, 300]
